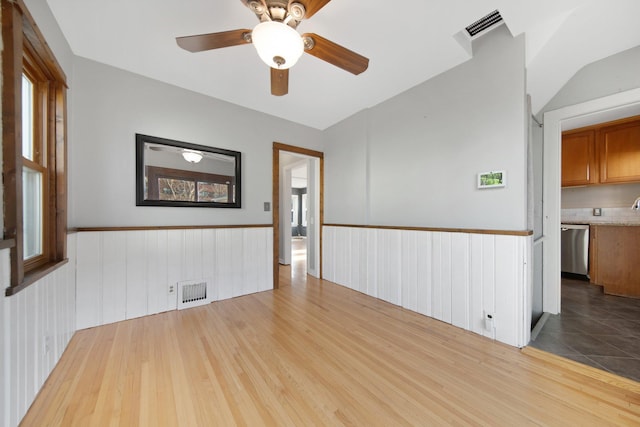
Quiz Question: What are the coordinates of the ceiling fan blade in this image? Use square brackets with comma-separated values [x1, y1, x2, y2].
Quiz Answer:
[271, 68, 289, 96]
[302, 33, 369, 75]
[299, 0, 332, 19]
[176, 29, 251, 53]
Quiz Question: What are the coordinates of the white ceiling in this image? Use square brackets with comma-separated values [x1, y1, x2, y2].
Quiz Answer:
[47, 0, 640, 130]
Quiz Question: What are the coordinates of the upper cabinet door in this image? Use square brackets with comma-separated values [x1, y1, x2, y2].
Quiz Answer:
[600, 119, 640, 184]
[562, 129, 596, 187]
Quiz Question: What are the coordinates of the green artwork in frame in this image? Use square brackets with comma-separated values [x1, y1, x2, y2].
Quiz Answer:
[478, 171, 506, 189]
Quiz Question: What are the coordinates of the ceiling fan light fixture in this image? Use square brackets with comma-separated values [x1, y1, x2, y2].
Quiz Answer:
[182, 149, 203, 163]
[251, 21, 303, 69]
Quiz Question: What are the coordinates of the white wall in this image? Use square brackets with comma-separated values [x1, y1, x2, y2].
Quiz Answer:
[325, 26, 527, 230]
[322, 26, 529, 345]
[323, 226, 531, 347]
[76, 227, 272, 330]
[539, 45, 640, 116]
[324, 110, 369, 224]
[69, 57, 324, 228]
[1, 236, 77, 427]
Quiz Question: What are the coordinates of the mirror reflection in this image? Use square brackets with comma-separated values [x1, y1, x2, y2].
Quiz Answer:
[136, 134, 241, 208]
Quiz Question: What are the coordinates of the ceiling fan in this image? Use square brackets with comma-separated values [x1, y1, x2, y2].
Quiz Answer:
[176, 0, 369, 96]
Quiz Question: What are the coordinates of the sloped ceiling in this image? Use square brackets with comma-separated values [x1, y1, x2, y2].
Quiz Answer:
[46, 0, 640, 130]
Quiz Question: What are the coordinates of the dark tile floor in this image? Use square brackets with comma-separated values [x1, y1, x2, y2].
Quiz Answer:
[529, 278, 640, 382]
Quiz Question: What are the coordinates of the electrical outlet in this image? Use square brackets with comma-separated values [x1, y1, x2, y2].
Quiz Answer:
[168, 284, 175, 294]
[264, 202, 271, 212]
[484, 312, 494, 332]
[593, 207, 602, 216]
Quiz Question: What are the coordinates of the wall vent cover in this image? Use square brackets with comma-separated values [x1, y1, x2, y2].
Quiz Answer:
[466, 10, 503, 37]
[177, 280, 211, 310]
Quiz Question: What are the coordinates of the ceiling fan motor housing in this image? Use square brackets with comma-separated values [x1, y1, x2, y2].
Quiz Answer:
[248, 1, 266, 15]
[289, 3, 306, 21]
[249, 1, 306, 28]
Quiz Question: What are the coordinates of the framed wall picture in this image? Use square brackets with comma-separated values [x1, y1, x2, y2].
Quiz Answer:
[477, 170, 506, 189]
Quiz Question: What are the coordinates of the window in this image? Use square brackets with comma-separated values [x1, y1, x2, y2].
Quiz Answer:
[2, 0, 68, 295]
[21, 68, 47, 268]
[145, 166, 234, 203]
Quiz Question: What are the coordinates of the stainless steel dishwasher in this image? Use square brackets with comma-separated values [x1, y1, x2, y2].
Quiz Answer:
[561, 223, 589, 277]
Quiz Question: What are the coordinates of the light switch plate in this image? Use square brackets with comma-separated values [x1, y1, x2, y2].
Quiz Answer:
[264, 202, 271, 212]
[593, 207, 602, 216]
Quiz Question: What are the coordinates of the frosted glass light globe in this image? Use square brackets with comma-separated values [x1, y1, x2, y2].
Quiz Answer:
[252, 21, 304, 69]
[182, 150, 203, 163]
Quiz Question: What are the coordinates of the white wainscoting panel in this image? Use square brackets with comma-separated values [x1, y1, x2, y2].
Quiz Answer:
[1, 234, 77, 427]
[76, 227, 273, 330]
[323, 226, 532, 347]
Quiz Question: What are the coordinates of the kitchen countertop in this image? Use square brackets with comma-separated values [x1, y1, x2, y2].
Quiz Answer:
[562, 207, 640, 226]
[561, 220, 640, 226]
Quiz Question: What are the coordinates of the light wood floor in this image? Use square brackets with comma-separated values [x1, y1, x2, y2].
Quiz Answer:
[22, 263, 640, 426]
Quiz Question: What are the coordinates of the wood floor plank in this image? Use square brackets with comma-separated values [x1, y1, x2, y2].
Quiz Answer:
[20, 266, 640, 426]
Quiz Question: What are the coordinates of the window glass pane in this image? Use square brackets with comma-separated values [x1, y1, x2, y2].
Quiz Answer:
[23, 167, 42, 260]
[197, 182, 228, 202]
[22, 74, 34, 160]
[157, 178, 195, 201]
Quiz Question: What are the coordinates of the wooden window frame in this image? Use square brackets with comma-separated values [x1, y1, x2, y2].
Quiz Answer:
[22, 50, 51, 272]
[2, 0, 67, 296]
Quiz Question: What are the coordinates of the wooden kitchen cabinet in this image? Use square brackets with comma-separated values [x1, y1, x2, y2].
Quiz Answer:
[562, 115, 640, 187]
[590, 225, 640, 298]
[599, 119, 640, 184]
[562, 129, 596, 186]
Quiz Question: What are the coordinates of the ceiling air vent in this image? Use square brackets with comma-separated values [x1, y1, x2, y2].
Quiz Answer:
[465, 10, 503, 37]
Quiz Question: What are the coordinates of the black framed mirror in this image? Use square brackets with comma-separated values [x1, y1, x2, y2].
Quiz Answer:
[136, 134, 241, 208]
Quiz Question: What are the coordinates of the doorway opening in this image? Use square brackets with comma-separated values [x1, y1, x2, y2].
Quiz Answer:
[531, 88, 640, 382]
[272, 142, 323, 289]
[541, 88, 640, 316]
[284, 156, 310, 282]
